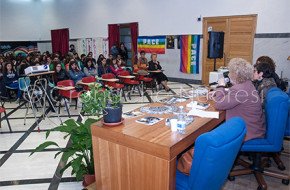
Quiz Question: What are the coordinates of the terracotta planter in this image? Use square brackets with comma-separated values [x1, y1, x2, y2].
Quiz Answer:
[82, 174, 95, 187]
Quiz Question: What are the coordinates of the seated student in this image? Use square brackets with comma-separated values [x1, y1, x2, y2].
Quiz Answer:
[97, 54, 105, 66]
[83, 58, 98, 77]
[177, 58, 265, 175]
[134, 51, 149, 75]
[17, 59, 29, 76]
[3, 62, 21, 99]
[110, 57, 124, 76]
[253, 61, 277, 106]
[73, 53, 84, 71]
[0, 61, 5, 96]
[256, 56, 286, 91]
[68, 60, 85, 84]
[44, 56, 53, 70]
[148, 53, 170, 91]
[53, 62, 69, 84]
[50, 56, 65, 71]
[106, 54, 113, 66]
[87, 52, 97, 66]
[98, 58, 111, 77]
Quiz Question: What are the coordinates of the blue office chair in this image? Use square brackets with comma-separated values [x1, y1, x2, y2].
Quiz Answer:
[229, 87, 289, 190]
[176, 117, 246, 190]
[285, 98, 290, 136]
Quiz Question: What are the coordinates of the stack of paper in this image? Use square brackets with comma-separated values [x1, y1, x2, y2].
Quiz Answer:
[187, 109, 219, 119]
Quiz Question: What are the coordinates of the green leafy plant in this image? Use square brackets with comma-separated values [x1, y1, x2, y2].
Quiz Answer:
[80, 83, 121, 116]
[30, 118, 97, 180]
[30, 83, 122, 181]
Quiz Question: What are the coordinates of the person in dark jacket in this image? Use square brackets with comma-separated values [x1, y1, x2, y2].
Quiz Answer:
[97, 54, 105, 66]
[148, 53, 170, 91]
[98, 58, 111, 77]
[3, 62, 21, 98]
[119, 42, 128, 63]
[17, 59, 29, 76]
[53, 63, 69, 84]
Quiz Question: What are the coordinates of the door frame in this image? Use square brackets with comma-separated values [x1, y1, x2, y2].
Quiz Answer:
[201, 14, 257, 84]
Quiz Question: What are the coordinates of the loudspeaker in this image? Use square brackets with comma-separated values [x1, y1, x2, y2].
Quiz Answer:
[207, 31, 224, 59]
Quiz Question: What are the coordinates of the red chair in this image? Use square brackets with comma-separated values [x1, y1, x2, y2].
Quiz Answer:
[101, 73, 126, 101]
[57, 80, 82, 117]
[136, 74, 156, 93]
[118, 71, 141, 99]
[81, 76, 96, 91]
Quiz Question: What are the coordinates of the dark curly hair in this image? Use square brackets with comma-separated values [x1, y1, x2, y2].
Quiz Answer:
[254, 62, 274, 78]
[256, 56, 276, 71]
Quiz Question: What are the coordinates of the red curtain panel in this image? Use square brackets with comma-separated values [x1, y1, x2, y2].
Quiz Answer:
[108, 24, 120, 51]
[130, 22, 138, 64]
[51, 28, 69, 56]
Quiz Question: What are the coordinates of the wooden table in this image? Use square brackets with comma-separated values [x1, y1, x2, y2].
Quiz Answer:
[91, 99, 225, 190]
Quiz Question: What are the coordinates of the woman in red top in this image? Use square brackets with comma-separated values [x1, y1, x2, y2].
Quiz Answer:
[110, 58, 124, 76]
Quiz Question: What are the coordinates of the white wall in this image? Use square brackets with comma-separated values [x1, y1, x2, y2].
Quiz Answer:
[1, 0, 289, 82]
[0, 0, 289, 41]
[253, 38, 290, 81]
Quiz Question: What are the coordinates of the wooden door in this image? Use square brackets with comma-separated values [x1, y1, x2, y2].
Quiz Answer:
[202, 15, 257, 84]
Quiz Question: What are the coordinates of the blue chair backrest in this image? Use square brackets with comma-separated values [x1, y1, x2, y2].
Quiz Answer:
[18, 77, 31, 91]
[264, 87, 289, 151]
[188, 117, 246, 190]
[285, 99, 290, 136]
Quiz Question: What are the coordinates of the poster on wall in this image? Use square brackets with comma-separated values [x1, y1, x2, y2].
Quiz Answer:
[102, 38, 109, 57]
[0, 41, 38, 56]
[77, 38, 108, 59]
[137, 36, 166, 54]
[86, 38, 93, 54]
[180, 35, 201, 74]
[166, 35, 175, 49]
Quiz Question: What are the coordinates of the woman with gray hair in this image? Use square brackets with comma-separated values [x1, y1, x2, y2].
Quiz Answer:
[177, 58, 266, 175]
[211, 58, 265, 141]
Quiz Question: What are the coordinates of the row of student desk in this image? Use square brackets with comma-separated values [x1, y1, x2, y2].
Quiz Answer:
[91, 97, 226, 190]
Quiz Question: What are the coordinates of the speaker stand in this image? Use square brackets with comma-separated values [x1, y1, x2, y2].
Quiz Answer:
[213, 58, 217, 71]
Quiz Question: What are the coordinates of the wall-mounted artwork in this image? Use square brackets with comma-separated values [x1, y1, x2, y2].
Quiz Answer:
[166, 35, 175, 49]
[0, 41, 38, 56]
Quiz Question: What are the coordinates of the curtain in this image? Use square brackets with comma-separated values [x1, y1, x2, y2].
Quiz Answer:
[108, 24, 120, 51]
[130, 22, 138, 64]
[51, 28, 69, 56]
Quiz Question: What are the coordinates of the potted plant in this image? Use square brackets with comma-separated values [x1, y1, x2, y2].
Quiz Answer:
[30, 83, 122, 187]
[30, 118, 97, 186]
[81, 83, 122, 123]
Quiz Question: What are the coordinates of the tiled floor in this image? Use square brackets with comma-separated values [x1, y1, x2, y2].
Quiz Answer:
[0, 82, 289, 190]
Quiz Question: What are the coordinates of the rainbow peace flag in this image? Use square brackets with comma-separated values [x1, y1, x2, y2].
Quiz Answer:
[137, 36, 166, 54]
[180, 35, 200, 74]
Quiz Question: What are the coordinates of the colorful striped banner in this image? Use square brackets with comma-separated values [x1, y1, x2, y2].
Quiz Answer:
[137, 36, 166, 54]
[180, 35, 200, 74]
